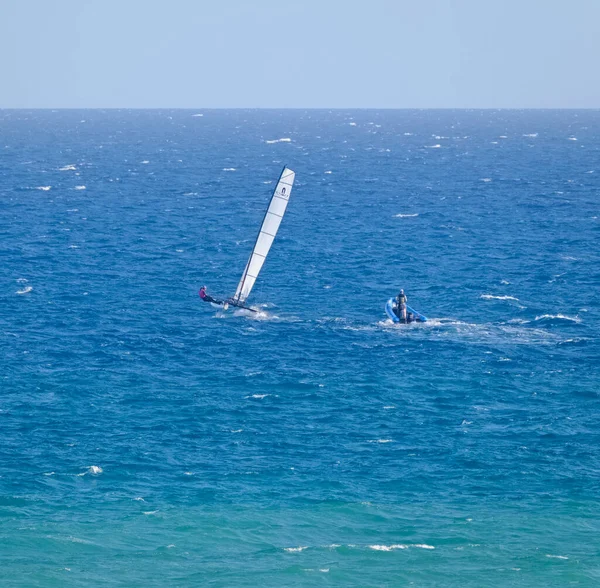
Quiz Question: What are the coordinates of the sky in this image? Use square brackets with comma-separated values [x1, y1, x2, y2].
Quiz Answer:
[1, 0, 599, 108]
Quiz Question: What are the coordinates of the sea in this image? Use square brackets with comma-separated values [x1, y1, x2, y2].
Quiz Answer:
[1, 109, 599, 586]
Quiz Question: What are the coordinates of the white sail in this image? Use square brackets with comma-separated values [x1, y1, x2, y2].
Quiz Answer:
[233, 167, 295, 304]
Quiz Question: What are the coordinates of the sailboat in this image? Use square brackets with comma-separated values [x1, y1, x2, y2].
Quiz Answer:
[201, 166, 296, 312]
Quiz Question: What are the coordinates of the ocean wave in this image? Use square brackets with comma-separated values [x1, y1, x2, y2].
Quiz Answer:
[534, 314, 581, 324]
[265, 138, 291, 144]
[36, 186, 51, 191]
[223, 168, 236, 171]
[523, 133, 538, 138]
[59, 164, 77, 171]
[74, 185, 86, 190]
[481, 294, 519, 301]
[16, 286, 32, 295]
[427, 144, 442, 148]
[284, 546, 308, 552]
[395, 213, 419, 218]
[192, 113, 204, 117]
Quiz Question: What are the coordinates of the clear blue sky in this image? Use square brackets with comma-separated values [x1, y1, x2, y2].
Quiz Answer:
[1, 0, 598, 108]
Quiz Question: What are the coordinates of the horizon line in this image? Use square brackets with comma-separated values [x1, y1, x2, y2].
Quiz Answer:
[1, 107, 600, 111]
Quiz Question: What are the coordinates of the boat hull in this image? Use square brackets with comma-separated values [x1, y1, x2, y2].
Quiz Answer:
[385, 298, 427, 323]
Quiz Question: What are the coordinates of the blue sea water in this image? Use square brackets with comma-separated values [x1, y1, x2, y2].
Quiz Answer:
[1, 109, 599, 586]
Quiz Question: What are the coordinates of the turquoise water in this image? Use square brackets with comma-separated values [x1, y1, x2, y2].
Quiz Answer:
[1, 109, 599, 586]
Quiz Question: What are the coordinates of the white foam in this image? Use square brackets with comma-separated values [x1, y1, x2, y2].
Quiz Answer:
[395, 213, 419, 218]
[140, 160, 149, 164]
[427, 144, 442, 148]
[245, 394, 270, 399]
[481, 294, 519, 301]
[43, 471, 55, 476]
[414, 544, 435, 549]
[546, 554, 568, 560]
[133, 497, 145, 501]
[223, 168, 236, 171]
[324, 170, 332, 174]
[368, 439, 393, 444]
[534, 314, 581, 323]
[74, 185, 86, 190]
[481, 178, 492, 182]
[36, 186, 51, 191]
[88, 465, 103, 475]
[568, 137, 578, 141]
[284, 546, 307, 552]
[348, 122, 357, 126]
[16, 278, 28, 283]
[265, 137, 291, 144]
[16, 286, 33, 295]
[59, 164, 77, 171]
[143, 510, 158, 515]
[523, 133, 538, 137]
[192, 113, 204, 117]
[369, 544, 407, 551]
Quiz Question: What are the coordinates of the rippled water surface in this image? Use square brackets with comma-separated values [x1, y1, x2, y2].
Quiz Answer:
[1, 110, 599, 586]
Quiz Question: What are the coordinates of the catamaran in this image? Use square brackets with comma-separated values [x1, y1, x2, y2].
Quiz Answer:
[200, 166, 296, 312]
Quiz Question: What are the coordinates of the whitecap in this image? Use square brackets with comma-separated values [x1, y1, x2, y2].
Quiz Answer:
[140, 160, 149, 164]
[43, 471, 55, 476]
[324, 170, 332, 174]
[284, 546, 308, 552]
[427, 144, 441, 148]
[414, 544, 435, 549]
[74, 185, 86, 190]
[16, 286, 33, 295]
[36, 186, 51, 191]
[481, 294, 519, 301]
[534, 314, 581, 323]
[223, 168, 236, 171]
[88, 465, 103, 475]
[192, 113, 204, 117]
[546, 554, 568, 560]
[245, 394, 270, 399]
[369, 544, 407, 551]
[568, 137, 578, 141]
[349, 122, 357, 126]
[59, 164, 77, 171]
[143, 510, 158, 515]
[523, 133, 538, 138]
[265, 137, 291, 144]
[395, 213, 419, 218]
[368, 439, 393, 443]
[481, 178, 492, 182]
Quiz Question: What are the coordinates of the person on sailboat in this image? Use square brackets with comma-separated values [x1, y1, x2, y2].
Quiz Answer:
[199, 286, 222, 305]
[396, 289, 408, 323]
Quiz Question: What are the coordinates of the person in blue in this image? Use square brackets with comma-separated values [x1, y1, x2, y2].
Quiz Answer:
[395, 289, 408, 323]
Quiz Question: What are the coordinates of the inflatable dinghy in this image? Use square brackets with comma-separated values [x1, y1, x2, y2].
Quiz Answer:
[385, 298, 427, 323]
